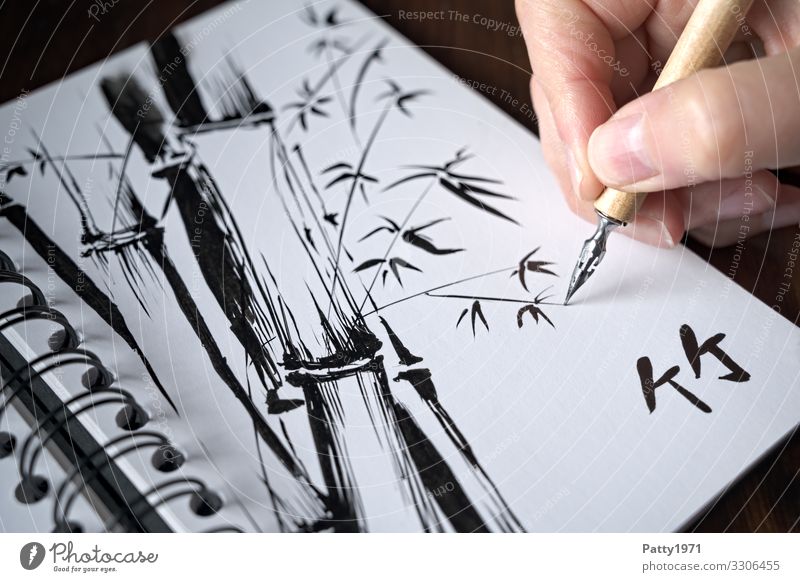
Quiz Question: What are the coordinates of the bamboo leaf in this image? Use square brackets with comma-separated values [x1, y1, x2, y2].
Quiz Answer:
[353, 258, 385, 272]
[409, 217, 448, 232]
[390, 257, 422, 272]
[470, 300, 489, 335]
[445, 171, 502, 184]
[325, 172, 356, 188]
[323, 161, 353, 173]
[6, 165, 27, 182]
[381, 216, 401, 231]
[456, 308, 468, 328]
[461, 182, 515, 200]
[525, 261, 557, 277]
[359, 226, 393, 242]
[439, 178, 518, 224]
[382, 172, 436, 191]
[516, 304, 555, 329]
[325, 8, 340, 25]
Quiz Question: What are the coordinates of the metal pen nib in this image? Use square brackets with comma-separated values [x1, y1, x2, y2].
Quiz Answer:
[564, 211, 622, 305]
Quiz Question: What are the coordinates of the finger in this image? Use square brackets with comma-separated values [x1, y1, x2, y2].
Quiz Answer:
[674, 170, 779, 230]
[587, 46, 800, 191]
[748, 0, 800, 55]
[609, 28, 651, 104]
[621, 190, 685, 248]
[533, 75, 662, 241]
[642, 0, 696, 69]
[537, 59, 685, 249]
[564, 186, 685, 248]
[688, 182, 800, 246]
[531, 77, 578, 207]
[643, 0, 766, 67]
[516, 0, 652, 201]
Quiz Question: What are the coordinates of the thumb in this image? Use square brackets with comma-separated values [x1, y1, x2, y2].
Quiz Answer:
[587, 46, 800, 192]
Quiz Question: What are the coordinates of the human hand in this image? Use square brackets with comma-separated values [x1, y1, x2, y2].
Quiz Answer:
[516, 0, 800, 247]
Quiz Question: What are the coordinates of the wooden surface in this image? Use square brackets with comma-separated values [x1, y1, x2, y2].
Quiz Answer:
[0, 0, 797, 532]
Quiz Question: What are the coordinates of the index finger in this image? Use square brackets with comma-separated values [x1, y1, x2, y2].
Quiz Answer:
[515, 0, 651, 200]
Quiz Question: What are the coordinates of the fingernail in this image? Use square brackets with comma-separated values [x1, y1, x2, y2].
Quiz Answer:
[654, 219, 675, 248]
[718, 184, 776, 220]
[632, 215, 675, 248]
[565, 148, 583, 199]
[752, 184, 776, 208]
[589, 113, 657, 187]
[756, 201, 800, 231]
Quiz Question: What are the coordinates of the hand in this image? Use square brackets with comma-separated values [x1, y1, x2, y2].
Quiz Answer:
[516, 0, 800, 247]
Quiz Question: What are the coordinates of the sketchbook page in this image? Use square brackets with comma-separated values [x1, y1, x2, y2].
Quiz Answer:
[0, 0, 798, 533]
[0, 251, 257, 533]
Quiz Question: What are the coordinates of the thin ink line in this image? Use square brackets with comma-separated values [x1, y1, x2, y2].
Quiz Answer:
[426, 293, 561, 306]
[329, 99, 393, 313]
[362, 266, 515, 316]
[357, 179, 436, 313]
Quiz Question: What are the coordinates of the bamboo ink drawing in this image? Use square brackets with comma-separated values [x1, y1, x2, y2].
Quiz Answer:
[0, 0, 798, 558]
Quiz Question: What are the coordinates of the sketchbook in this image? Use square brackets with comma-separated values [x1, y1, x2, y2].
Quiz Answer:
[0, 0, 798, 533]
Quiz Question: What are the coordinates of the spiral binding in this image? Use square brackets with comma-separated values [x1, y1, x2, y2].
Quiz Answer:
[0, 252, 226, 532]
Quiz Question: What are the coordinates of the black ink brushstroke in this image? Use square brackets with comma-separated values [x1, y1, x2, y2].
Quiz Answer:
[393, 368, 525, 532]
[637, 357, 712, 414]
[5, 165, 27, 182]
[359, 216, 399, 241]
[294, 144, 336, 225]
[286, 33, 371, 136]
[103, 175, 325, 524]
[516, 304, 554, 329]
[388, 257, 421, 286]
[102, 73, 281, 390]
[376, 81, 430, 117]
[328, 81, 429, 307]
[431, 288, 558, 332]
[348, 40, 387, 134]
[284, 83, 332, 132]
[378, 316, 422, 365]
[402, 218, 464, 255]
[169, 165, 281, 387]
[364, 360, 488, 532]
[384, 148, 516, 224]
[308, 35, 350, 133]
[514, 247, 557, 291]
[438, 177, 517, 224]
[150, 32, 209, 127]
[99, 76, 168, 163]
[0, 193, 177, 412]
[79, 11, 528, 533]
[679, 324, 751, 382]
[362, 266, 516, 317]
[301, 4, 344, 29]
[354, 258, 385, 272]
[292, 375, 364, 532]
[470, 300, 489, 335]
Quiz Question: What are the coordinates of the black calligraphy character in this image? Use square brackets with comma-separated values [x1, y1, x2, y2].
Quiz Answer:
[679, 324, 751, 383]
[637, 357, 712, 414]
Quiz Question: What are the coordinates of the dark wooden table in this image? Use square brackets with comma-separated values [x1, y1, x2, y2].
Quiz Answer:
[1, 0, 797, 532]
